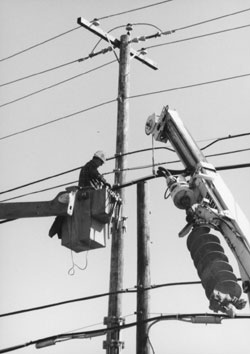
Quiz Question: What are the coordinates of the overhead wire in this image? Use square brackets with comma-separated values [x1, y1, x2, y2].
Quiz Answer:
[0, 313, 249, 353]
[0, 7, 249, 101]
[1, 71, 250, 142]
[1, 20, 250, 91]
[144, 23, 250, 50]
[201, 132, 250, 150]
[0, 97, 117, 141]
[0, 135, 249, 198]
[0, 23, 161, 88]
[0, 279, 220, 318]
[97, 0, 173, 20]
[0, 59, 116, 108]
[0, 0, 173, 63]
[0, 58, 86, 88]
[173, 7, 250, 32]
[129, 72, 250, 100]
[1, 156, 249, 204]
[0, 26, 81, 63]
[2, 14, 250, 88]
[0, 9, 248, 114]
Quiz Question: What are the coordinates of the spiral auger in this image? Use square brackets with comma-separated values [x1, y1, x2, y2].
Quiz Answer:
[187, 226, 246, 316]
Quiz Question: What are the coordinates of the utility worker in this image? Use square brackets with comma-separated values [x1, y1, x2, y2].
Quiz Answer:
[49, 151, 111, 238]
[78, 150, 111, 190]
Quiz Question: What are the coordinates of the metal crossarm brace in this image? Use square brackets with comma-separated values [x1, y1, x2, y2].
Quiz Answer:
[77, 17, 158, 70]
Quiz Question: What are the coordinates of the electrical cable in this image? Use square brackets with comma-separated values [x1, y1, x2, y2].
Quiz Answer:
[0, 97, 117, 141]
[0, 0, 173, 63]
[129, 72, 250, 100]
[0, 27, 81, 63]
[175, 7, 250, 32]
[97, 0, 173, 20]
[1, 21, 249, 89]
[0, 147, 174, 196]
[1, 72, 250, 142]
[201, 132, 250, 150]
[1, 161, 249, 205]
[0, 147, 249, 202]
[0, 280, 220, 318]
[1, 3, 248, 66]
[0, 58, 82, 87]
[145, 23, 250, 50]
[2, 19, 249, 88]
[0, 60, 116, 108]
[0, 313, 249, 353]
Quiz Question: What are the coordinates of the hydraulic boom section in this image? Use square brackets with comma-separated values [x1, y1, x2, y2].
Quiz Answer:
[145, 106, 250, 316]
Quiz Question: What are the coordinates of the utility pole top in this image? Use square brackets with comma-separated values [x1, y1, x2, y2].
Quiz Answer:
[77, 17, 158, 70]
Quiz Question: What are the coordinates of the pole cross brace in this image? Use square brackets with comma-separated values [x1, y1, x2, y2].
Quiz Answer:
[77, 17, 158, 70]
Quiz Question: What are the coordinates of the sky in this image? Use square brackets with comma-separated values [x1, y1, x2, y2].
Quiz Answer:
[0, 0, 250, 353]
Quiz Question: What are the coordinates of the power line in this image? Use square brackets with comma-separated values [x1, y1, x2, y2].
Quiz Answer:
[98, 0, 173, 20]
[0, 27, 81, 63]
[129, 72, 250, 100]
[0, 59, 116, 108]
[145, 23, 250, 50]
[174, 7, 250, 32]
[1, 72, 250, 142]
[0, 313, 249, 353]
[1, 20, 248, 108]
[0, 58, 82, 88]
[1, 22, 160, 89]
[2, 20, 250, 89]
[0, 136, 249, 198]
[0, 15, 249, 111]
[0, 279, 225, 318]
[0, 0, 173, 63]
[1, 159, 249, 204]
[0, 98, 117, 141]
[201, 133, 250, 150]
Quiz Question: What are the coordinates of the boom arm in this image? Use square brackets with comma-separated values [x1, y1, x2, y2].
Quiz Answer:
[0, 189, 77, 220]
[146, 106, 250, 315]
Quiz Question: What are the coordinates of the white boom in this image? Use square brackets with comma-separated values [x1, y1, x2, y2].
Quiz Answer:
[145, 106, 250, 316]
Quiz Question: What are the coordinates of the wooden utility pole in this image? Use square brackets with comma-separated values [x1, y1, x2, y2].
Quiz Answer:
[77, 17, 157, 353]
[137, 182, 151, 354]
[103, 33, 130, 354]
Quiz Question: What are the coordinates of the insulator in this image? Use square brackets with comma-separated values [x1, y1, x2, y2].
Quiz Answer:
[91, 18, 100, 26]
[187, 226, 242, 302]
[126, 23, 133, 32]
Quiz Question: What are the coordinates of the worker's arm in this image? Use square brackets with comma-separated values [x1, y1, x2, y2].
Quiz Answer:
[88, 165, 111, 189]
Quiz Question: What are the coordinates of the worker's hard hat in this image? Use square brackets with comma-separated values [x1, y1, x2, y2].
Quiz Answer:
[94, 150, 106, 163]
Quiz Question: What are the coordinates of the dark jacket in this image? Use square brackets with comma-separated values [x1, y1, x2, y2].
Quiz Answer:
[78, 158, 107, 189]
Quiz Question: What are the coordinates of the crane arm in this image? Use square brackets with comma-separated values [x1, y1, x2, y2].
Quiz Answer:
[145, 106, 250, 316]
[0, 189, 77, 220]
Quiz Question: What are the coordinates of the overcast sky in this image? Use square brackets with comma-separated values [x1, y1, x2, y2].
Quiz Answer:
[0, 1, 250, 353]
